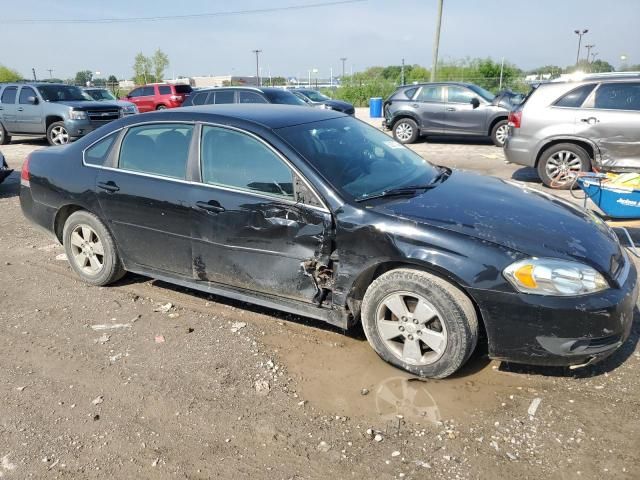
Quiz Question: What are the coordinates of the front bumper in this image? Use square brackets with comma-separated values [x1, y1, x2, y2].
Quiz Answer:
[469, 255, 638, 367]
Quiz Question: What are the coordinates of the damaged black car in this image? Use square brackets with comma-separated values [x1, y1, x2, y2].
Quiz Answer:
[19, 105, 637, 378]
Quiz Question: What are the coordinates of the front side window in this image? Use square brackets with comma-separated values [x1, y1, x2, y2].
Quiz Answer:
[238, 91, 268, 104]
[214, 90, 235, 104]
[1, 87, 17, 104]
[19, 87, 36, 104]
[85, 133, 117, 166]
[128, 88, 142, 98]
[201, 126, 293, 199]
[37, 85, 92, 102]
[594, 83, 640, 111]
[554, 84, 596, 108]
[119, 123, 193, 179]
[447, 86, 475, 104]
[158, 85, 171, 95]
[418, 86, 443, 103]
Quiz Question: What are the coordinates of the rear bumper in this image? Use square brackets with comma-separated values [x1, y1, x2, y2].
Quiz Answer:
[20, 184, 57, 238]
[469, 255, 638, 367]
[503, 133, 535, 167]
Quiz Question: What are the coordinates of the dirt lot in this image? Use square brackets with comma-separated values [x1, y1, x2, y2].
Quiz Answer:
[0, 111, 639, 479]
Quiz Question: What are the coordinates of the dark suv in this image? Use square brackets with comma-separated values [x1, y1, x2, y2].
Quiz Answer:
[0, 83, 122, 145]
[383, 82, 510, 146]
[182, 86, 307, 107]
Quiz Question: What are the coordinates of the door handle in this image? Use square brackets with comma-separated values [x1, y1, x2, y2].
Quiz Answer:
[411, 104, 419, 108]
[195, 200, 225, 214]
[580, 117, 599, 124]
[97, 181, 120, 193]
[446, 107, 456, 111]
[17, 107, 24, 112]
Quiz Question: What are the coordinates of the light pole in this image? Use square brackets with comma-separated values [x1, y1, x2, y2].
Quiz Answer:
[340, 57, 347, 79]
[252, 49, 262, 86]
[584, 44, 595, 63]
[430, 0, 444, 82]
[574, 29, 588, 66]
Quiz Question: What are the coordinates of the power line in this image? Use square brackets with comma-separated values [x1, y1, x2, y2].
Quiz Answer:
[0, 0, 367, 25]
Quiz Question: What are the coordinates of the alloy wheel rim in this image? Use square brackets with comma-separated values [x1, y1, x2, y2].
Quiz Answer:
[546, 151, 582, 185]
[69, 224, 105, 275]
[51, 126, 69, 145]
[395, 123, 413, 142]
[375, 291, 448, 366]
[495, 124, 508, 145]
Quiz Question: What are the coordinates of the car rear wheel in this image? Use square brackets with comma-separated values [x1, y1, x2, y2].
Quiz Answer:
[490, 120, 508, 147]
[361, 269, 478, 378]
[537, 143, 590, 189]
[0, 123, 11, 145]
[62, 211, 125, 286]
[47, 122, 70, 146]
[392, 118, 419, 144]
[156, 105, 167, 110]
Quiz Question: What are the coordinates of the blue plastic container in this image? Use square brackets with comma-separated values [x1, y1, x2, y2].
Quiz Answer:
[369, 97, 383, 118]
[577, 176, 640, 219]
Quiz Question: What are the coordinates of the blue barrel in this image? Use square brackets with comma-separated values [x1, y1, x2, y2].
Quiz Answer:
[369, 97, 383, 118]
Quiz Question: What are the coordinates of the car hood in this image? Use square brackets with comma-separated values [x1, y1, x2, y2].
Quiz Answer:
[374, 170, 623, 277]
[52, 100, 120, 110]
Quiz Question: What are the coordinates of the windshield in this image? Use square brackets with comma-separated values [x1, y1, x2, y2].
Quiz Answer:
[300, 90, 330, 102]
[38, 85, 93, 102]
[468, 84, 495, 102]
[86, 89, 116, 101]
[277, 117, 439, 200]
[263, 90, 307, 106]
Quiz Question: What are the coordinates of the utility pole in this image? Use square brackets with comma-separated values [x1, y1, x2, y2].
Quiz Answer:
[47, 68, 54, 79]
[340, 57, 347, 79]
[252, 49, 262, 87]
[499, 57, 505, 90]
[574, 29, 588, 66]
[430, 0, 444, 82]
[401, 58, 405, 85]
[584, 44, 595, 63]
[32, 68, 37, 81]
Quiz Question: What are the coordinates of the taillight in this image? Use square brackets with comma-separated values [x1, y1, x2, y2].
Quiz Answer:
[21, 155, 30, 184]
[170, 95, 182, 101]
[508, 111, 522, 129]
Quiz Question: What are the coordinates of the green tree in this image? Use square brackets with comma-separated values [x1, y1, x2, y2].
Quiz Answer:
[75, 70, 93, 86]
[0, 65, 22, 82]
[133, 52, 154, 85]
[271, 76, 287, 86]
[406, 65, 429, 83]
[152, 49, 170, 82]
[527, 65, 563, 78]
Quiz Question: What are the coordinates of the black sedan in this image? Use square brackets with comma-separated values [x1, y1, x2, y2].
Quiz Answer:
[292, 89, 355, 115]
[19, 105, 637, 378]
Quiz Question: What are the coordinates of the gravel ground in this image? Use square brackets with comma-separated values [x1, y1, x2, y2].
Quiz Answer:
[0, 110, 638, 479]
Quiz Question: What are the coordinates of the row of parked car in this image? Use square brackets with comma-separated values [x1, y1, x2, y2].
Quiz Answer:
[0, 81, 354, 147]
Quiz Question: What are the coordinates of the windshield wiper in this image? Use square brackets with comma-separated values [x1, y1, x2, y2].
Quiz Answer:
[355, 167, 451, 203]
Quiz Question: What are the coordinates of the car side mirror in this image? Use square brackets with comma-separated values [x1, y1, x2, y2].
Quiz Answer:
[28, 96, 38, 105]
[471, 97, 480, 109]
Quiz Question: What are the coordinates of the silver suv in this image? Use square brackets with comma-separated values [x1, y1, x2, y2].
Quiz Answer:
[383, 82, 511, 146]
[504, 74, 640, 189]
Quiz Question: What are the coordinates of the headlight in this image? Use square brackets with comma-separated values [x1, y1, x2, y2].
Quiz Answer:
[126, 104, 138, 114]
[503, 258, 609, 296]
[69, 110, 87, 120]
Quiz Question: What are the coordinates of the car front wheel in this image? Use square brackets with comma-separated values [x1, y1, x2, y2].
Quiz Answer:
[62, 211, 125, 286]
[47, 122, 70, 146]
[392, 118, 419, 144]
[361, 269, 478, 379]
[0, 123, 11, 145]
[537, 143, 590, 189]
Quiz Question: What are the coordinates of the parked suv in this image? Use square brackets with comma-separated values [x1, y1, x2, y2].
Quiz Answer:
[504, 75, 640, 189]
[383, 82, 510, 146]
[0, 83, 122, 145]
[84, 88, 139, 116]
[122, 83, 193, 112]
[181, 86, 307, 107]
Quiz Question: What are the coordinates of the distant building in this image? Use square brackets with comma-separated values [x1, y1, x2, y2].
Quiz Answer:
[118, 79, 135, 89]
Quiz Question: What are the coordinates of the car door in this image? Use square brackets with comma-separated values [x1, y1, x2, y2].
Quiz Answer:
[95, 122, 196, 276]
[443, 85, 488, 135]
[414, 85, 445, 134]
[577, 82, 640, 170]
[16, 86, 44, 133]
[126, 87, 144, 111]
[190, 124, 333, 302]
[0, 86, 19, 132]
[212, 90, 235, 104]
[138, 86, 156, 112]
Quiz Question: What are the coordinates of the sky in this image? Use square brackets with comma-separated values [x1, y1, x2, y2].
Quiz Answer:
[1, 0, 638, 81]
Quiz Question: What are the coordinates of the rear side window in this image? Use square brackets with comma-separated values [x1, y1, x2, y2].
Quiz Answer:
[158, 85, 171, 95]
[238, 91, 268, 104]
[191, 92, 208, 106]
[214, 90, 235, 104]
[85, 133, 117, 166]
[554, 84, 596, 108]
[119, 123, 193, 179]
[447, 86, 474, 103]
[418, 86, 443, 103]
[594, 83, 640, 111]
[174, 85, 192, 94]
[142, 86, 155, 96]
[1, 87, 17, 104]
[200, 125, 293, 198]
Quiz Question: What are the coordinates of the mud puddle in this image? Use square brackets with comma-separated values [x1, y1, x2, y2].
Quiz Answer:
[264, 326, 532, 425]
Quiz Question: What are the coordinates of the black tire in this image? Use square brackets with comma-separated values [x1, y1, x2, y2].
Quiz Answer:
[0, 123, 11, 145]
[46, 121, 70, 146]
[537, 143, 591, 190]
[490, 119, 508, 147]
[392, 118, 419, 144]
[156, 104, 167, 110]
[62, 211, 125, 286]
[361, 268, 478, 379]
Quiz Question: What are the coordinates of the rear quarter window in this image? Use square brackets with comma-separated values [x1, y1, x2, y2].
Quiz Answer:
[85, 133, 117, 166]
[158, 85, 171, 95]
[403, 87, 418, 99]
[553, 84, 596, 108]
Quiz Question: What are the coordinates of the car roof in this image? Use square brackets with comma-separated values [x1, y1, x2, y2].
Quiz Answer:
[189, 86, 292, 94]
[136, 104, 347, 129]
[399, 81, 475, 88]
